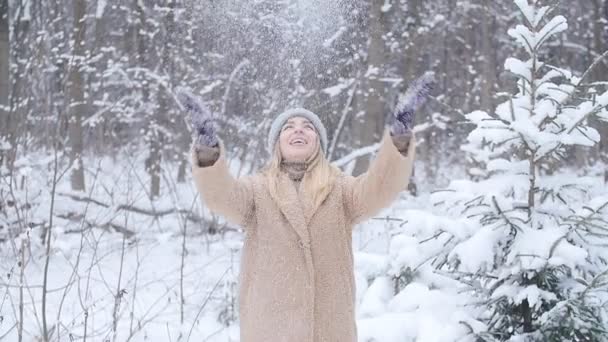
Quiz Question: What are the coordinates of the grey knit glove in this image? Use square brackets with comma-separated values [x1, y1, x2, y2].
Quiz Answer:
[390, 71, 435, 136]
[175, 87, 219, 148]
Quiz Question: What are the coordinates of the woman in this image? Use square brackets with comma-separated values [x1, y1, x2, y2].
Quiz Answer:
[178, 72, 433, 342]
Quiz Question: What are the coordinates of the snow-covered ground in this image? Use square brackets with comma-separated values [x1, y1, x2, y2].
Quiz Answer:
[0, 148, 479, 342]
[2, 144, 607, 342]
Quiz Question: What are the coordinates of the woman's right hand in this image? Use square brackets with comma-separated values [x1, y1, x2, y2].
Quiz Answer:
[175, 88, 219, 148]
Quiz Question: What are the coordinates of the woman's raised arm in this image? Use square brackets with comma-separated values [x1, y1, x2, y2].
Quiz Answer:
[343, 72, 434, 225]
[177, 88, 255, 227]
[343, 131, 416, 225]
[191, 144, 255, 227]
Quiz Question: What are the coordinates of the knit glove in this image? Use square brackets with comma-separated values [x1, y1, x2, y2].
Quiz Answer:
[390, 71, 435, 136]
[176, 88, 220, 167]
[390, 71, 435, 153]
[176, 87, 219, 148]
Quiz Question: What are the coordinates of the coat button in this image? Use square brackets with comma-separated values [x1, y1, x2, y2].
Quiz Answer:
[299, 240, 310, 249]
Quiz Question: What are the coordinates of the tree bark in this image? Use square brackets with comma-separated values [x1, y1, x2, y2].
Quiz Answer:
[0, 0, 7, 126]
[592, 0, 608, 178]
[405, 0, 421, 194]
[603, 0, 608, 182]
[149, 0, 176, 197]
[0, 0, 10, 168]
[148, 3, 163, 198]
[351, 0, 387, 176]
[480, 1, 496, 113]
[93, 0, 108, 154]
[68, 0, 87, 191]
[133, 0, 159, 197]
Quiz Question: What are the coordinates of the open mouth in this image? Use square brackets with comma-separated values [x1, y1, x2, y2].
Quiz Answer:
[289, 137, 308, 146]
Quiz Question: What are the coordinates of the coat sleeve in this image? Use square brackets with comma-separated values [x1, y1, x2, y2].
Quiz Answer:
[191, 143, 255, 228]
[343, 130, 416, 225]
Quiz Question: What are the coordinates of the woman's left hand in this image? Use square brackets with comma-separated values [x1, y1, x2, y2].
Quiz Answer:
[390, 71, 435, 136]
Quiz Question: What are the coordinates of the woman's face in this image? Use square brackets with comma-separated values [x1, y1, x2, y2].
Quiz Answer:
[278, 116, 319, 162]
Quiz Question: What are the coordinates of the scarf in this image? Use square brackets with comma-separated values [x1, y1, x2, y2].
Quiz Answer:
[280, 161, 308, 182]
[279, 146, 321, 183]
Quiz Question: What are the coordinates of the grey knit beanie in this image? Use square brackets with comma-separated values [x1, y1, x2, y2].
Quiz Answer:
[267, 108, 328, 155]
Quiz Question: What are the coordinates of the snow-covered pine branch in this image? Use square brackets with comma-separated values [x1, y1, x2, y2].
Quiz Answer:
[439, 1, 608, 340]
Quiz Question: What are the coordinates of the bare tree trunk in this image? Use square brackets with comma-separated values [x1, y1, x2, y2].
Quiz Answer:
[93, 3, 108, 154]
[404, 0, 421, 194]
[0, 0, 10, 168]
[463, 19, 475, 113]
[176, 7, 189, 184]
[404, 0, 421, 80]
[351, 0, 387, 176]
[148, 51, 163, 199]
[592, 0, 607, 77]
[604, 0, 608, 183]
[134, 1, 157, 197]
[0, 0, 7, 115]
[592, 0, 608, 179]
[149, 1, 175, 198]
[149, 105, 164, 198]
[68, 0, 87, 191]
[177, 158, 188, 183]
[480, 1, 496, 113]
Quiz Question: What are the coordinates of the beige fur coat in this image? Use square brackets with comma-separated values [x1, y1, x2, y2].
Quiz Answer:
[192, 131, 416, 342]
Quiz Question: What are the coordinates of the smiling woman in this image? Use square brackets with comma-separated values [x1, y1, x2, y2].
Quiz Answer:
[267, 108, 329, 160]
[180, 73, 432, 342]
[263, 109, 340, 217]
[279, 117, 319, 162]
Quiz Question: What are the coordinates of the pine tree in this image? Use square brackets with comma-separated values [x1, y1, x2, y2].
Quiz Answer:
[431, 0, 608, 340]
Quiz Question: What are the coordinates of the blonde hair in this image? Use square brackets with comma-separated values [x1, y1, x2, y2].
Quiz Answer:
[263, 140, 341, 210]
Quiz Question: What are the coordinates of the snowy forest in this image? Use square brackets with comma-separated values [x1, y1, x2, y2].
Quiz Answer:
[1, 0, 608, 341]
